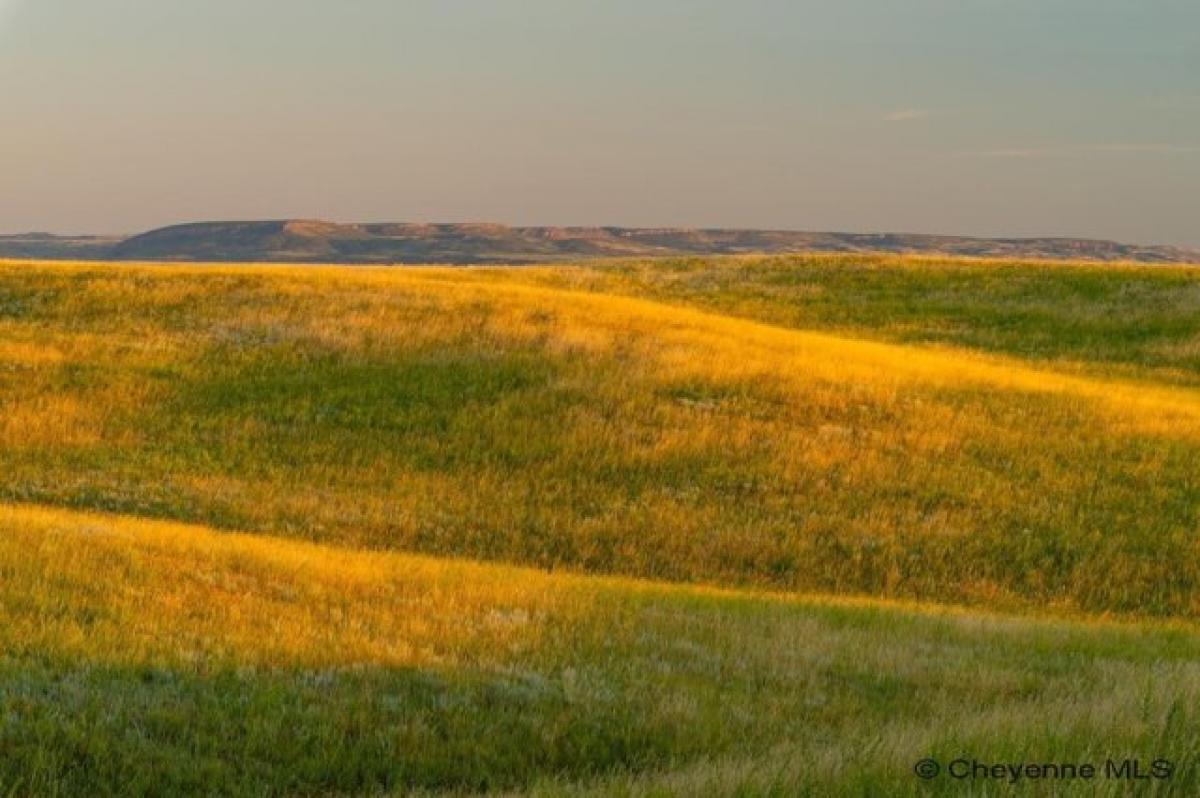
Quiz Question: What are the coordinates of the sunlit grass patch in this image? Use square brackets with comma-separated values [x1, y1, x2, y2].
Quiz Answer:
[493, 253, 1200, 385]
[0, 260, 1199, 617]
[1, 505, 1200, 796]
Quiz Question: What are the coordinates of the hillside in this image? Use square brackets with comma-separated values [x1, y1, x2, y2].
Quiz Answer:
[497, 254, 1200, 386]
[0, 232, 121, 260]
[3, 254, 1200, 794]
[3, 503, 1199, 795]
[4, 220, 1199, 264]
[2, 256, 1200, 614]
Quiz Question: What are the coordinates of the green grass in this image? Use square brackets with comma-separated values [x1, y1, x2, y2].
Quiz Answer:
[1, 255, 1199, 795]
[2, 261, 1199, 615]
[493, 254, 1200, 385]
[1, 506, 1198, 796]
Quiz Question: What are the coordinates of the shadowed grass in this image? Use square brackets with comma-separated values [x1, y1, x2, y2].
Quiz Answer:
[2, 505, 1199, 796]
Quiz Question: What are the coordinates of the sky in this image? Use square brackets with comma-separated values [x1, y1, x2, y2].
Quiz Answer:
[0, 0, 1197, 245]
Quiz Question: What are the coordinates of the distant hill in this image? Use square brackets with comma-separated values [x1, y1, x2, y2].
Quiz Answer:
[3, 220, 1198, 264]
[0, 233, 122, 260]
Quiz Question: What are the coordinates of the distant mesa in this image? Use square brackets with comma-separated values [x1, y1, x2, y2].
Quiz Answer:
[2, 221, 1198, 264]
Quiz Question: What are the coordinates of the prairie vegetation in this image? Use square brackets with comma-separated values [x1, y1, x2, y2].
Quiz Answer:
[1, 255, 1199, 794]
[2, 259, 1199, 614]
[3, 505, 1200, 796]
[496, 255, 1200, 385]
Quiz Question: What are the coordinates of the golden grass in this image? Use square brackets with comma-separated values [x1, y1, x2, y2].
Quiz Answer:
[0, 260, 1198, 616]
[421, 271, 1200, 436]
[2, 503, 1200, 795]
[3, 256, 1200, 793]
[0, 503, 573, 669]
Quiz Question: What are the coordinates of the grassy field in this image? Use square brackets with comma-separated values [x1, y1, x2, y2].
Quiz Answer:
[1, 254, 1199, 794]
[495, 255, 1200, 385]
[3, 505, 1200, 796]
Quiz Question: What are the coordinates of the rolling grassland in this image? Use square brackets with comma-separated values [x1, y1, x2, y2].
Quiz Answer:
[489, 255, 1200, 386]
[1, 255, 1199, 794]
[3, 505, 1199, 796]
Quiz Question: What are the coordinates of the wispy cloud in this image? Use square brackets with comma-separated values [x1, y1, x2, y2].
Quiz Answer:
[1144, 93, 1200, 110]
[884, 109, 930, 122]
[973, 148, 1053, 159]
[962, 144, 1200, 159]
[1088, 143, 1200, 154]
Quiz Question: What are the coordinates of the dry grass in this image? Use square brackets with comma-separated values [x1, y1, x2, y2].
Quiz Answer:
[2, 256, 1200, 794]
[1, 260, 1198, 615]
[2, 504, 1199, 795]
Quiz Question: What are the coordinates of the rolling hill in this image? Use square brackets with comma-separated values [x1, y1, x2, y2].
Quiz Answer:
[2, 253, 1200, 794]
[2, 257, 1200, 613]
[0, 232, 122, 260]
[3, 503, 1198, 795]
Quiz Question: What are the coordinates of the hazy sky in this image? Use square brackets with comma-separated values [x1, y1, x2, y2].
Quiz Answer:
[1, 1, 1197, 245]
